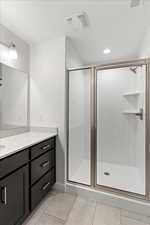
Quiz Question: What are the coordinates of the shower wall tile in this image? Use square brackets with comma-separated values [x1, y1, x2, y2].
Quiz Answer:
[93, 203, 121, 225]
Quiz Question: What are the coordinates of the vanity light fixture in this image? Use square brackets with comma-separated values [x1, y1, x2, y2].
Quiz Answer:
[9, 43, 18, 60]
[0, 41, 18, 60]
[103, 48, 111, 55]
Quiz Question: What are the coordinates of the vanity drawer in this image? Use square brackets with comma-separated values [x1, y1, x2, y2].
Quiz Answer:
[31, 151, 52, 184]
[31, 169, 55, 210]
[30, 138, 55, 160]
[0, 149, 28, 179]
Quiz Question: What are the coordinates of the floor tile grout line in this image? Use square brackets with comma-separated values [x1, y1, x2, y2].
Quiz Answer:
[120, 208, 122, 225]
[120, 209, 150, 224]
[94, 201, 122, 225]
[23, 203, 45, 225]
[100, 202, 150, 224]
[43, 211, 66, 224]
[121, 216, 150, 225]
[91, 201, 97, 225]
[42, 192, 77, 224]
[63, 194, 77, 224]
[121, 215, 149, 223]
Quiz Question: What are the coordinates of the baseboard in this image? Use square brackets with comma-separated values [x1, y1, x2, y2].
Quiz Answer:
[52, 182, 66, 192]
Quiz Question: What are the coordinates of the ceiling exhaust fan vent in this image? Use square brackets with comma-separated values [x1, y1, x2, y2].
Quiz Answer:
[66, 12, 89, 30]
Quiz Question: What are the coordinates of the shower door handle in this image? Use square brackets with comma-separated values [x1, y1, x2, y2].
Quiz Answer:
[135, 108, 143, 120]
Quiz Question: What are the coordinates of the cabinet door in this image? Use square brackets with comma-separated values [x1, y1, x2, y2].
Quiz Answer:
[0, 165, 29, 225]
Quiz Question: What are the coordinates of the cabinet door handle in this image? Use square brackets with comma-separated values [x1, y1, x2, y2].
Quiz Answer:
[41, 161, 50, 168]
[42, 182, 50, 191]
[1, 186, 7, 205]
[42, 145, 50, 150]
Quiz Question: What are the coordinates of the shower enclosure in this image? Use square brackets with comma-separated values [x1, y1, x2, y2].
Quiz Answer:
[67, 59, 150, 200]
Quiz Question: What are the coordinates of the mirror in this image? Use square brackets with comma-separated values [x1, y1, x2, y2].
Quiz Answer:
[0, 63, 28, 131]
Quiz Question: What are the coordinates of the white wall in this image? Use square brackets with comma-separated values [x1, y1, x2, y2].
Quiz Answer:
[66, 37, 84, 69]
[30, 37, 66, 185]
[139, 25, 150, 58]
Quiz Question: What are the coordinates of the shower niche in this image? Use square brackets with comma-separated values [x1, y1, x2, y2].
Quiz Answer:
[122, 66, 145, 120]
[67, 59, 149, 199]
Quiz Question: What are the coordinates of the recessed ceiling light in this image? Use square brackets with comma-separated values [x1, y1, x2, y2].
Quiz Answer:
[103, 48, 111, 55]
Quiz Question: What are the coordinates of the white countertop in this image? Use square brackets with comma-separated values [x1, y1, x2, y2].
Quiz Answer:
[0, 131, 57, 159]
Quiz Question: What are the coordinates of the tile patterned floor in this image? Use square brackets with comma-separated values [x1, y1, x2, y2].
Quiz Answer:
[23, 191, 150, 225]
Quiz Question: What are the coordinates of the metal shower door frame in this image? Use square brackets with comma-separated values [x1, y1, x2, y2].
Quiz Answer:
[67, 58, 150, 202]
[66, 67, 93, 187]
[94, 59, 150, 201]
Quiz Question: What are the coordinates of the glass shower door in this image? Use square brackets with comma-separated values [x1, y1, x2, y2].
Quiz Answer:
[96, 65, 146, 195]
[68, 69, 91, 185]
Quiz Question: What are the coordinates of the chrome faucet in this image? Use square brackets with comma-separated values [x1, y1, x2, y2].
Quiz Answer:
[135, 108, 143, 120]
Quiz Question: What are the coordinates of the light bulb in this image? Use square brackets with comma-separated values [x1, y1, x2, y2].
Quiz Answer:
[9, 43, 18, 60]
[103, 48, 111, 55]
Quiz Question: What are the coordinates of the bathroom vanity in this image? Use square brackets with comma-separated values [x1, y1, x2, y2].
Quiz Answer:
[0, 131, 56, 225]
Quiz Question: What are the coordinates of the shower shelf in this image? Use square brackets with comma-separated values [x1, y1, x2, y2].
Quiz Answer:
[123, 92, 140, 97]
[123, 111, 139, 115]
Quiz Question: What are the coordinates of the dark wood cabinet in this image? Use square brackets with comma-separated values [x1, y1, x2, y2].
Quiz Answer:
[31, 170, 54, 210]
[30, 138, 55, 160]
[0, 150, 29, 180]
[30, 138, 56, 211]
[0, 136, 56, 225]
[0, 165, 29, 225]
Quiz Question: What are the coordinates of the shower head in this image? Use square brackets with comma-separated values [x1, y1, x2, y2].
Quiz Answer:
[131, 0, 141, 7]
[130, 66, 137, 74]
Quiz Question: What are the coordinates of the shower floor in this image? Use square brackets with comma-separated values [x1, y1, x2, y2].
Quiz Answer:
[69, 160, 145, 195]
[69, 159, 91, 185]
[97, 161, 145, 195]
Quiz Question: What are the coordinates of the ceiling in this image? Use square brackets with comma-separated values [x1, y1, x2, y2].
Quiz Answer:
[0, 0, 150, 64]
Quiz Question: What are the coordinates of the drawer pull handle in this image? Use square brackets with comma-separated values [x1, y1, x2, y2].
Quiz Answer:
[1, 186, 7, 205]
[42, 145, 50, 150]
[42, 182, 50, 191]
[41, 161, 50, 168]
